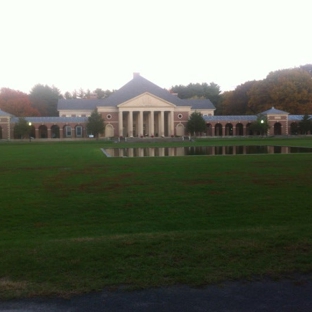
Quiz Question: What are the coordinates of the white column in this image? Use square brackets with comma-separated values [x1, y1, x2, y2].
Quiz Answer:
[118, 110, 123, 137]
[169, 110, 174, 136]
[160, 111, 164, 137]
[138, 111, 144, 137]
[128, 111, 133, 137]
[149, 111, 154, 136]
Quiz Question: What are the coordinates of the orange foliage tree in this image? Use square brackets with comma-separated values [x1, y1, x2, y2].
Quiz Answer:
[0, 88, 41, 117]
[248, 68, 312, 114]
[221, 65, 312, 115]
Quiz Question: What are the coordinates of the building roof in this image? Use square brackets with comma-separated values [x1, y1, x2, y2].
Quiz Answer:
[288, 115, 311, 121]
[11, 116, 88, 123]
[204, 115, 257, 122]
[261, 107, 289, 115]
[57, 74, 216, 111]
[57, 99, 104, 111]
[183, 99, 215, 109]
[0, 109, 12, 117]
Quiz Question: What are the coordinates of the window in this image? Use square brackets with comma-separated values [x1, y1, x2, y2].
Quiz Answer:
[76, 126, 82, 137]
[107, 114, 112, 120]
[178, 114, 183, 119]
[65, 126, 72, 137]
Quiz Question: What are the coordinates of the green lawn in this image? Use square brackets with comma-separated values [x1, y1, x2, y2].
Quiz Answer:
[1, 137, 312, 299]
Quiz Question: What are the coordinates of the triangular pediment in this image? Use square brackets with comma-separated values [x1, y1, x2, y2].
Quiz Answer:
[118, 92, 176, 108]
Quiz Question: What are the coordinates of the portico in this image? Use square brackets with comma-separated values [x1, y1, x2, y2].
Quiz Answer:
[118, 109, 175, 137]
[116, 91, 177, 137]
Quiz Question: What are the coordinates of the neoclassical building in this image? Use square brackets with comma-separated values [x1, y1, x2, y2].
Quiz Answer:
[0, 74, 309, 140]
[57, 73, 215, 138]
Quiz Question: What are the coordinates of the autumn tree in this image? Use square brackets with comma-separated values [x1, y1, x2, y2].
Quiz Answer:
[300, 64, 312, 76]
[186, 111, 206, 136]
[247, 80, 272, 114]
[265, 69, 312, 114]
[221, 65, 312, 116]
[221, 81, 257, 115]
[29, 85, 62, 116]
[86, 109, 105, 138]
[0, 88, 40, 117]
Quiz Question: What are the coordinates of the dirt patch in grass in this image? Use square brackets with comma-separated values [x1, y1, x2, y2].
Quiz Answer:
[0, 278, 29, 293]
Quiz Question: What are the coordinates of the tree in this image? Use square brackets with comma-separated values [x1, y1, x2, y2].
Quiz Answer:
[0, 88, 40, 116]
[186, 111, 206, 136]
[170, 82, 222, 109]
[85, 89, 91, 99]
[86, 109, 105, 138]
[245, 68, 312, 115]
[29, 84, 62, 116]
[13, 117, 31, 139]
[247, 80, 272, 114]
[72, 90, 78, 99]
[299, 114, 312, 134]
[93, 88, 113, 99]
[221, 81, 257, 115]
[300, 64, 312, 76]
[249, 114, 270, 136]
[64, 91, 72, 99]
[78, 88, 85, 99]
[265, 68, 312, 114]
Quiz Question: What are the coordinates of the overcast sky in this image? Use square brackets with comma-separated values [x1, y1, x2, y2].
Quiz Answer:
[0, 0, 311, 95]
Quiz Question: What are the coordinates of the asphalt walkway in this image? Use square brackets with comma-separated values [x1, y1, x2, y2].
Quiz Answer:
[1, 277, 312, 311]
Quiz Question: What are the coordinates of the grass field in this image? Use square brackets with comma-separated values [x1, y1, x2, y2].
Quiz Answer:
[1, 137, 312, 299]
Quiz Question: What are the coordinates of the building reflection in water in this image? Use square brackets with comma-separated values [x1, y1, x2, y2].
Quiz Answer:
[104, 146, 312, 157]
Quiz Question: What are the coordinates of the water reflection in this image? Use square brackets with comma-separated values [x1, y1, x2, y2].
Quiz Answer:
[103, 146, 312, 157]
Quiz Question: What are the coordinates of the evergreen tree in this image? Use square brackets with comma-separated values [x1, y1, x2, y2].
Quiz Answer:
[186, 111, 206, 136]
[299, 114, 312, 134]
[86, 109, 105, 138]
[249, 114, 270, 136]
[13, 117, 31, 139]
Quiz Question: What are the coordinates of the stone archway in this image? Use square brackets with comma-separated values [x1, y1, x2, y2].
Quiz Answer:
[206, 123, 212, 136]
[38, 125, 48, 138]
[105, 124, 114, 137]
[290, 122, 299, 135]
[176, 123, 184, 136]
[236, 123, 244, 136]
[215, 123, 222, 136]
[30, 125, 36, 138]
[246, 123, 252, 135]
[274, 122, 282, 135]
[225, 123, 233, 136]
[51, 125, 60, 138]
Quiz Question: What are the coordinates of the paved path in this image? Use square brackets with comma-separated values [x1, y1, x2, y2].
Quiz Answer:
[1, 277, 312, 311]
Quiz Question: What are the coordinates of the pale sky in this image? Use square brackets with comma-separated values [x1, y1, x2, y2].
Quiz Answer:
[0, 0, 311, 95]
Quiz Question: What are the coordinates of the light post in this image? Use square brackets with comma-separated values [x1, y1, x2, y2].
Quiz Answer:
[28, 122, 32, 142]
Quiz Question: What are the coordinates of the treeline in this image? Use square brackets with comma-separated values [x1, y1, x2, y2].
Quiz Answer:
[170, 64, 312, 115]
[0, 86, 113, 117]
[2, 64, 312, 117]
[220, 64, 312, 115]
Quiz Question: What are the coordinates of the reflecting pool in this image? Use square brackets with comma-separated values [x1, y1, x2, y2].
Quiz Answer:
[102, 146, 312, 157]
